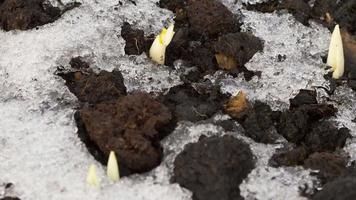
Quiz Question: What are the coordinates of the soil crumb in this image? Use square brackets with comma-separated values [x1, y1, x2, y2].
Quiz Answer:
[0, 0, 80, 31]
[269, 89, 351, 185]
[224, 92, 281, 144]
[121, 22, 154, 55]
[160, 82, 229, 122]
[172, 135, 255, 200]
[313, 176, 356, 200]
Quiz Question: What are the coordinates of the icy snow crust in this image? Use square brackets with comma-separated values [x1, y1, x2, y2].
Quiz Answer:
[0, 0, 355, 199]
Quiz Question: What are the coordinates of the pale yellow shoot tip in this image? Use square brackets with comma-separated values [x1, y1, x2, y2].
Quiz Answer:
[86, 164, 100, 189]
[149, 24, 175, 65]
[327, 24, 344, 79]
[107, 151, 120, 181]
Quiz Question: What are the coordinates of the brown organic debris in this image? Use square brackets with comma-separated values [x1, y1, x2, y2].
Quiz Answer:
[224, 91, 251, 120]
[215, 54, 238, 71]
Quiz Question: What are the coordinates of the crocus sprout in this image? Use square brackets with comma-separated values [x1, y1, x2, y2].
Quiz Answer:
[327, 24, 344, 79]
[107, 151, 120, 181]
[86, 164, 100, 189]
[149, 24, 175, 65]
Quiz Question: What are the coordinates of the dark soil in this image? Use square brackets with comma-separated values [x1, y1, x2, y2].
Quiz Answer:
[151, 0, 263, 80]
[69, 57, 90, 69]
[185, 0, 240, 38]
[0, 0, 80, 31]
[270, 145, 309, 166]
[269, 89, 351, 185]
[0, 197, 21, 200]
[172, 135, 255, 200]
[78, 93, 173, 175]
[245, 0, 311, 25]
[289, 89, 318, 109]
[342, 31, 356, 90]
[224, 92, 281, 144]
[241, 101, 281, 143]
[59, 58, 176, 176]
[159, 82, 229, 122]
[245, 0, 356, 31]
[58, 62, 127, 104]
[120, 22, 154, 55]
[304, 152, 348, 183]
[214, 32, 263, 73]
[312, 176, 356, 200]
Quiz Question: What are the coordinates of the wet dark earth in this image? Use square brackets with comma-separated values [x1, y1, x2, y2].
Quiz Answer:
[0, 0, 80, 31]
[1, 0, 356, 199]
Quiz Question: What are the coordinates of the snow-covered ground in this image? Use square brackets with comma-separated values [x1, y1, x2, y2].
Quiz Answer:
[1, 0, 355, 199]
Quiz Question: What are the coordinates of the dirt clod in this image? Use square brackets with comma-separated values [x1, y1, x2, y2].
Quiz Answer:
[121, 22, 154, 55]
[59, 60, 126, 104]
[244, 0, 312, 25]
[313, 177, 356, 200]
[0, 0, 80, 31]
[160, 83, 229, 122]
[78, 93, 172, 175]
[241, 101, 281, 143]
[304, 152, 348, 184]
[186, 0, 240, 38]
[172, 135, 255, 200]
[270, 146, 309, 167]
[269, 89, 351, 185]
[289, 89, 317, 109]
[305, 122, 351, 152]
[214, 32, 263, 72]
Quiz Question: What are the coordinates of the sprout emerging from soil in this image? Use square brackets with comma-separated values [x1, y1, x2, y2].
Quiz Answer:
[149, 24, 175, 65]
[327, 25, 344, 79]
[107, 151, 120, 181]
[86, 164, 100, 189]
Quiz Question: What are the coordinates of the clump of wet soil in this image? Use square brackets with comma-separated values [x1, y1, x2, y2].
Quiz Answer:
[0, 0, 80, 31]
[244, 0, 355, 32]
[159, 82, 230, 122]
[244, 0, 311, 25]
[0, 197, 20, 200]
[341, 31, 356, 90]
[59, 68, 127, 104]
[269, 89, 351, 184]
[79, 92, 172, 175]
[224, 91, 281, 144]
[312, 176, 356, 200]
[120, 22, 154, 55]
[162, 0, 263, 80]
[223, 89, 351, 184]
[184, 0, 240, 38]
[120, 0, 263, 81]
[59, 58, 175, 176]
[172, 135, 255, 200]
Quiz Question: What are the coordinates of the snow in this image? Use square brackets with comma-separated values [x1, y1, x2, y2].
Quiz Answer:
[0, 0, 355, 199]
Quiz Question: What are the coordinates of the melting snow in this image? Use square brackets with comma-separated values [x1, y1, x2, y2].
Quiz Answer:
[0, 0, 355, 199]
